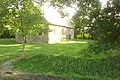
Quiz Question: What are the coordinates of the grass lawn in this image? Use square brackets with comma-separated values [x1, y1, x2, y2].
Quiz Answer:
[0, 39, 21, 64]
[0, 39, 120, 80]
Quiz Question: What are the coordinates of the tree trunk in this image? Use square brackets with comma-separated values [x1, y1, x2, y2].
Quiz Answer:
[82, 27, 85, 39]
[83, 33, 85, 39]
[20, 36, 25, 59]
[22, 36, 25, 58]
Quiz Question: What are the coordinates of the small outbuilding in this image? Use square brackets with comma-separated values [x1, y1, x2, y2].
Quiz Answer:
[16, 18, 74, 44]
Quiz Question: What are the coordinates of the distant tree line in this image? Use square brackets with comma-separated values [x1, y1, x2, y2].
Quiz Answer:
[72, 0, 120, 43]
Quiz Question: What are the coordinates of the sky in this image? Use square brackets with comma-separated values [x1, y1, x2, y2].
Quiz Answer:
[42, 3, 73, 27]
[42, 2, 76, 19]
[41, 0, 108, 23]
[100, 0, 107, 9]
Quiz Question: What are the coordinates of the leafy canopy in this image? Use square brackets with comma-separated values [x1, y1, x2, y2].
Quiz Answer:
[94, 0, 120, 46]
[8, 0, 47, 36]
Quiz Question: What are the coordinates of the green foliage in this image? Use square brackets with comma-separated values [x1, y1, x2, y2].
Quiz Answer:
[8, 0, 47, 36]
[0, 30, 15, 38]
[0, 0, 10, 35]
[87, 41, 119, 56]
[49, 0, 76, 7]
[0, 0, 47, 37]
[94, 0, 120, 47]
[71, 0, 101, 39]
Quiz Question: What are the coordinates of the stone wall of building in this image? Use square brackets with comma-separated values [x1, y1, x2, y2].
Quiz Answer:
[26, 34, 48, 43]
[16, 32, 48, 44]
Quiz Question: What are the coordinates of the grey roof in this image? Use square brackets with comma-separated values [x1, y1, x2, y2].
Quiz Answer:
[45, 17, 73, 28]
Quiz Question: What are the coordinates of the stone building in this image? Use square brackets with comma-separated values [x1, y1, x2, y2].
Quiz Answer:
[16, 18, 74, 44]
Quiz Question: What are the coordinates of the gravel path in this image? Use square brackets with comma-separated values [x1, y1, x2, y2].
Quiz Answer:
[0, 59, 71, 80]
[0, 59, 16, 76]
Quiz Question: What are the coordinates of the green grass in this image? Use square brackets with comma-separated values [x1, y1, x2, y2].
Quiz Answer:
[0, 39, 120, 80]
[0, 39, 21, 64]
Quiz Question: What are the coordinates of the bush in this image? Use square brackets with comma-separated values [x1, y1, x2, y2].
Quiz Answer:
[0, 30, 15, 38]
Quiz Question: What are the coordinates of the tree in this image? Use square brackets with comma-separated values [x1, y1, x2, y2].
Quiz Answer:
[8, 0, 47, 59]
[72, 0, 101, 39]
[94, 0, 120, 47]
[0, 0, 11, 35]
